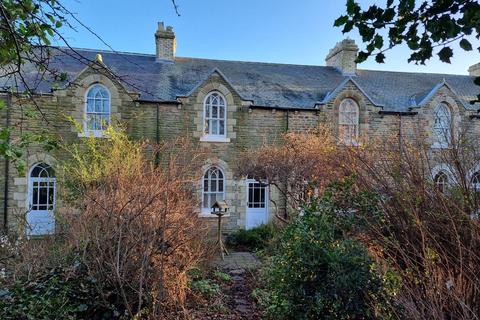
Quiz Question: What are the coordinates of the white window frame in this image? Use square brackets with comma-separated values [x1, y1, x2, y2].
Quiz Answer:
[434, 171, 449, 194]
[338, 98, 359, 146]
[201, 166, 226, 216]
[80, 83, 111, 138]
[28, 163, 56, 212]
[471, 172, 480, 191]
[432, 103, 452, 149]
[27, 163, 56, 236]
[200, 92, 229, 143]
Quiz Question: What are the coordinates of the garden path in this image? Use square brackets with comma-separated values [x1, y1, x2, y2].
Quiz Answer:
[210, 252, 261, 271]
[210, 251, 262, 319]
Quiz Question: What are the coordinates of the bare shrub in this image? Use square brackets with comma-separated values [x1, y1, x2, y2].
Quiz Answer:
[348, 131, 480, 319]
[59, 129, 212, 318]
[239, 126, 480, 318]
[0, 231, 69, 283]
[235, 126, 350, 222]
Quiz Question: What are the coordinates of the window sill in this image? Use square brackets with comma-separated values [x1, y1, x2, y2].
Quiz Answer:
[338, 141, 359, 147]
[431, 143, 450, 149]
[200, 136, 230, 143]
[78, 131, 109, 138]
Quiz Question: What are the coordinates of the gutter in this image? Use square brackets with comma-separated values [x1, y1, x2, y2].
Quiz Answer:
[379, 110, 418, 116]
[135, 99, 181, 105]
[3, 93, 11, 232]
[250, 105, 317, 112]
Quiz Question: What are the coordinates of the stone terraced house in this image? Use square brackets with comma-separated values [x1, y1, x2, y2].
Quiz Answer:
[1, 22, 480, 236]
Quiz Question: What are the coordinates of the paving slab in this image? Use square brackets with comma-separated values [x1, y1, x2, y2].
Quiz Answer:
[211, 251, 262, 271]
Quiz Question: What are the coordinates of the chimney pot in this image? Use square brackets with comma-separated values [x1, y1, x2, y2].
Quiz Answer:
[157, 22, 165, 32]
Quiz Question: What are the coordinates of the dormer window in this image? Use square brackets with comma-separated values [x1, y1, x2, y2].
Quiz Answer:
[338, 98, 359, 145]
[85, 84, 110, 135]
[433, 103, 452, 148]
[202, 92, 227, 142]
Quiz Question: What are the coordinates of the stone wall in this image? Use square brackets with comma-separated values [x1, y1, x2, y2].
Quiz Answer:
[2, 65, 480, 234]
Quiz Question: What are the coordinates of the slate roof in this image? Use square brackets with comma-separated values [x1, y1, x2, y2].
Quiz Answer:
[1, 47, 479, 112]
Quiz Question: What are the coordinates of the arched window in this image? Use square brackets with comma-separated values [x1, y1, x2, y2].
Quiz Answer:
[471, 172, 480, 191]
[204, 92, 226, 138]
[433, 103, 452, 147]
[85, 84, 110, 132]
[30, 163, 55, 211]
[338, 98, 359, 145]
[202, 166, 225, 212]
[434, 171, 449, 194]
[27, 163, 56, 235]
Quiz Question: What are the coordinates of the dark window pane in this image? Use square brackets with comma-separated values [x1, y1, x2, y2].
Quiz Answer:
[219, 120, 225, 135]
[253, 187, 260, 203]
[48, 188, 54, 206]
[32, 188, 38, 205]
[39, 187, 48, 205]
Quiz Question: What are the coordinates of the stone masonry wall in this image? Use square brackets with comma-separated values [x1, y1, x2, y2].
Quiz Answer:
[2, 66, 480, 234]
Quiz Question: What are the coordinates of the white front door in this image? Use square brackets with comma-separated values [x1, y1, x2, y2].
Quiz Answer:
[246, 179, 268, 229]
[27, 163, 56, 236]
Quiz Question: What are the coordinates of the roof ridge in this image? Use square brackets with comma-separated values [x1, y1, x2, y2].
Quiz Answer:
[55, 46, 338, 69]
[54, 47, 472, 77]
[56, 46, 156, 58]
[358, 68, 472, 78]
[174, 56, 338, 68]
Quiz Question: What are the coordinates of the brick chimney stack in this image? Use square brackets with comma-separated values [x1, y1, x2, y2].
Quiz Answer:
[468, 63, 480, 77]
[155, 22, 176, 62]
[325, 39, 359, 76]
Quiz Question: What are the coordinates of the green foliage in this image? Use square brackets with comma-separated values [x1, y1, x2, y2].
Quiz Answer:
[60, 125, 144, 202]
[0, 0, 68, 172]
[189, 279, 220, 298]
[225, 224, 276, 251]
[0, 101, 59, 174]
[0, 0, 66, 66]
[187, 267, 204, 281]
[250, 287, 269, 306]
[259, 180, 395, 320]
[335, 0, 480, 102]
[213, 271, 231, 282]
[0, 266, 117, 320]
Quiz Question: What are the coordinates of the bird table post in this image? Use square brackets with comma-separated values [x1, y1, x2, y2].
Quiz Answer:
[211, 200, 229, 260]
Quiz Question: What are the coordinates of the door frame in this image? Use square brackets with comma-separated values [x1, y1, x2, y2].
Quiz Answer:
[26, 163, 56, 236]
[245, 178, 269, 229]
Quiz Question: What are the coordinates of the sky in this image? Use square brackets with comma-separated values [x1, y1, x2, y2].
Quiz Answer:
[59, 0, 480, 75]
